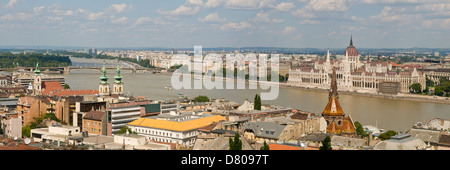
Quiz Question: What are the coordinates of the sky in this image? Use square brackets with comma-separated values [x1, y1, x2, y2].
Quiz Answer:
[0, 0, 449, 49]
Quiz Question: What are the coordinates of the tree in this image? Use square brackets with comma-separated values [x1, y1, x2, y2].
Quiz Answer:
[254, 94, 261, 111]
[260, 141, 269, 150]
[63, 84, 70, 89]
[115, 126, 137, 135]
[435, 86, 444, 96]
[194, 95, 210, 103]
[410, 83, 422, 94]
[378, 130, 397, 141]
[319, 136, 332, 150]
[22, 126, 31, 138]
[229, 133, 242, 150]
[354, 121, 367, 138]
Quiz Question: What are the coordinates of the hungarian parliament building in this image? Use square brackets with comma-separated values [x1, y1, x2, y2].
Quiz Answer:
[288, 37, 426, 94]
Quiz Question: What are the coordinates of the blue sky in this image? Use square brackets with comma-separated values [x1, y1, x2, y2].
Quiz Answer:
[0, 0, 449, 48]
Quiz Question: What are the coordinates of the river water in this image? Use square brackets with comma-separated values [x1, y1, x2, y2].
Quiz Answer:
[65, 59, 450, 132]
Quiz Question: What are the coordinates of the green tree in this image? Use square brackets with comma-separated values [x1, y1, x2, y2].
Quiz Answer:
[254, 94, 261, 111]
[435, 86, 444, 96]
[115, 126, 137, 135]
[410, 83, 422, 94]
[22, 126, 31, 138]
[229, 133, 242, 150]
[354, 121, 367, 138]
[260, 141, 270, 150]
[194, 95, 210, 103]
[319, 136, 332, 150]
[63, 84, 70, 89]
[378, 130, 397, 141]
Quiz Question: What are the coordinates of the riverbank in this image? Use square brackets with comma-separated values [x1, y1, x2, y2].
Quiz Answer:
[280, 84, 450, 105]
[158, 72, 450, 105]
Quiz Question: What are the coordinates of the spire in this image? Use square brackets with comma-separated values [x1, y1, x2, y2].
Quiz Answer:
[114, 63, 122, 84]
[34, 62, 41, 76]
[350, 34, 353, 46]
[327, 49, 330, 61]
[329, 66, 339, 99]
[100, 62, 108, 84]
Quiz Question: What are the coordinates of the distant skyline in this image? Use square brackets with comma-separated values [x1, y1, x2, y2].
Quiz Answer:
[0, 0, 449, 49]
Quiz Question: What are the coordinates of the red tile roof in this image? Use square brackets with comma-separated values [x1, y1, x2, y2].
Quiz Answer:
[269, 143, 301, 150]
[42, 81, 63, 92]
[44, 89, 99, 97]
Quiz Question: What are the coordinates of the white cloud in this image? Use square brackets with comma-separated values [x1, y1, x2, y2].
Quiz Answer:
[199, 13, 226, 23]
[157, 5, 200, 16]
[291, 9, 316, 19]
[274, 2, 295, 12]
[360, 0, 447, 4]
[223, 0, 276, 9]
[423, 18, 450, 29]
[253, 12, 284, 23]
[305, 0, 350, 12]
[109, 3, 130, 13]
[204, 0, 223, 8]
[300, 19, 321, 24]
[220, 22, 252, 31]
[87, 12, 105, 21]
[186, 0, 204, 6]
[33, 6, 46, 13]
[111, 16, 128, 24]
[282, 26, 296, 34]
[0, 13, 33, 20]
[6, 0, 18, 8]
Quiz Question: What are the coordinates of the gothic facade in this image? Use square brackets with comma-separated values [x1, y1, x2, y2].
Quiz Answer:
[288, 37, 426, 94]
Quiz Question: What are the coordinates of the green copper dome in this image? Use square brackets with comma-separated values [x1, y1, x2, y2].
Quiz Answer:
[114, 64, 122, 84]
[100, 63, 108, 84]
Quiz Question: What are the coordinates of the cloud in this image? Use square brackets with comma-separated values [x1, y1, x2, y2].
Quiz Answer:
[305, 0, 350, 12]
[111, 16, 128, 24]
[220, 22, 252, 31]
[274, 2, 295, 12]
[0, 13, 33, 20]
[6, 0, 18, 8]
[198, 13, 227, 23]
[186, 0, 204, 6]
[109, 3, 130, 13]
[291, 9, 316, 19]
[133, 17, 169, 27]
[223, 0, 276, 9]
[204, 0, 223, 8]
[360, 0, 447, 4]
[300, 19, 321, 24]
[282, 26, 296, 34]
[423, 18, 450, 29]
[253, 12, 284, 23]
[87, 12, 105, 21]
[157, 5, 200, 16]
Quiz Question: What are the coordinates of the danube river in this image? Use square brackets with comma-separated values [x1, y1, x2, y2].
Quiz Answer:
[65, 58, 450, 132]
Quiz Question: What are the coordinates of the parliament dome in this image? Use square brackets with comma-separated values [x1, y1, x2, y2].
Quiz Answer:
[345, 36, 358, 56]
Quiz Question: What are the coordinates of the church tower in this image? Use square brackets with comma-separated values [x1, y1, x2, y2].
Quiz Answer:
[112, 64, 124, 95]
[321, 67, 356, 136]
[99, 63, 110, 96]
[33, 62, 42, 96]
